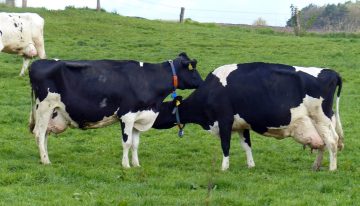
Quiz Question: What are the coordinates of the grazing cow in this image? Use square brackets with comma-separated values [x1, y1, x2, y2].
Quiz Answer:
[154, 62, 344, 171]
[29, 53, 203, 167]
[0, 12, 46, 76]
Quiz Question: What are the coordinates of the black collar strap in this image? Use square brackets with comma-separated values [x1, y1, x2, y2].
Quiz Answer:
[172, 103, 184, 137]
[168, 60, 178, 90]
[168, 60, 184, 137]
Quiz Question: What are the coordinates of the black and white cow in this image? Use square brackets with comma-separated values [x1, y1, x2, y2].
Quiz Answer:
[154, 62, 344, 171]
[29, 53, 203, 167]
[0, 12, 46, 76]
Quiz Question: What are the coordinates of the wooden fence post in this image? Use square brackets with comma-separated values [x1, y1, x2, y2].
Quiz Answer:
[97, 0, 101, 11]
[22, 0, 27, 8]
[179, 7, 185, 23]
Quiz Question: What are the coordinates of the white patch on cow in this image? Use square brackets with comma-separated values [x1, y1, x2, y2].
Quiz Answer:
[34, 92, 78, 132]
[131, 129, 141, 167]
[139, 62, 144, 67]
[208, 121, 219, 136]
[120, 110, 159, 137]
[209, 115, 250, 136]
[212, 64, 237, 86]
[120, 110, 159, 168]
[98, 75, 107, 83]
[232, 114, 250, 130]
[132, 110, 159, 131]
[99, 98, 107, 108]
[54, 58, 60, 61]
[294, 66, 323, 78]
[262, 95, 322, 145]
[222, 156, 229, 171]
[262, 95, 331, 151]
[32, 91, 78, 164]
[239, 135, 255, 168]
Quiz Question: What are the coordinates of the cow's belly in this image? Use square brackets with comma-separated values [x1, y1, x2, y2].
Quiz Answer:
[83, 114, 118, 129]
[133, 110, 159, 132]
[1, 33, 32, 52]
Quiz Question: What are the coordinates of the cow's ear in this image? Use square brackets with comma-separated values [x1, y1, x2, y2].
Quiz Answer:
[181, 59, 197, 70]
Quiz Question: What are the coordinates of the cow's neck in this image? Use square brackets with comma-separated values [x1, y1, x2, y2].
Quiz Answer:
[178, 93, 208, 128]
[149, 61, 178, 100]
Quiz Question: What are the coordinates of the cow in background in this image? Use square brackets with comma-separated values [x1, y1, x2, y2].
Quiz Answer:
[29, 53, 203, 167]
[0, 12, 46, 76]
[154, 62, 344, 171]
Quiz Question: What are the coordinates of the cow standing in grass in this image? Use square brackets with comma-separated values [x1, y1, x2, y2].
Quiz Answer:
[29, 53, 203, 167]
[0, 12, 46, 76]
[154, 62, 344, 171]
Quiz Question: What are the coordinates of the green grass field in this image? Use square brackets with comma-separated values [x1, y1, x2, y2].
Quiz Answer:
[0, 6, 360, 205]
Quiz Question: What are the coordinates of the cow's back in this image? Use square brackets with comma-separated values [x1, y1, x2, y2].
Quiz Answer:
[0, 13, 44, 53]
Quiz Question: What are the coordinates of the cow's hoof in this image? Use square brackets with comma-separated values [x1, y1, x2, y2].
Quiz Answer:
[41, 160, 51, 165]
[247, 164, 255, 169]
[312, 164, 321, 171]
[132, 161, 141, 167]
[122, 162, 131, 168]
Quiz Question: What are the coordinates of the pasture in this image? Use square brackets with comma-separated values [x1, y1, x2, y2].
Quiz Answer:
[1, 6, 360, 205]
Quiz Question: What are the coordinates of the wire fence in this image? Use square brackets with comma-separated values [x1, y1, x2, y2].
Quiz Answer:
[0, 0, 292, 27]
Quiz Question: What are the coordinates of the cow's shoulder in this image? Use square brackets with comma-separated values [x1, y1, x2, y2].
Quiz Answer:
[30, 59, 63, 78]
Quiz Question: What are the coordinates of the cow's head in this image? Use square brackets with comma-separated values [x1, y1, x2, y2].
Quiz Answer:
[153, 96, 185, 130]
[173, 52, 203, 89]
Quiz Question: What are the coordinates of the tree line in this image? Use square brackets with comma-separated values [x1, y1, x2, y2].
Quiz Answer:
[287, 1, 360, 32]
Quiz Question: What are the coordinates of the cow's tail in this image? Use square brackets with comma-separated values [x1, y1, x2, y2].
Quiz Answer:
[29, 89, 36, 133]
[335, 74, 344, 150]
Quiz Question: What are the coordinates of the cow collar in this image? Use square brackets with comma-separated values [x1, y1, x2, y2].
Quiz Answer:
[171, 97, 185, 137]
[168, 60, 184, 137]
[168, 60, 178, 90]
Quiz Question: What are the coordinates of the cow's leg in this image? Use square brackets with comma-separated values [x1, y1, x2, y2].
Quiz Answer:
[120, 116, 135, 168]
[314, 120, 339, 171]
[33, 35, 46, 59]
[131, 129, 141, 167]
[0, 42, 4, 52]
[20, 57, 31, 76]
[219, 120, 233, 171]
[332, 115, 344, 150]
[312, 148, 324, 171]
[238, 129, 255, 168]
[33, 101, 53, 164]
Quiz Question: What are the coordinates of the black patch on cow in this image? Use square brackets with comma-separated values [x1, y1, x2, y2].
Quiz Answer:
[14, 23, 18, 27]
[0, 30, 2, 36]
[120, 120, 128, 142]
[243, 129, 251, 147]
[36, 104, 39, 109]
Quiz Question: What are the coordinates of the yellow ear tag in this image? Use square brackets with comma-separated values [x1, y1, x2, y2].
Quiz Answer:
[175, 100, 181, 106]
[188, 64, 193, 70]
